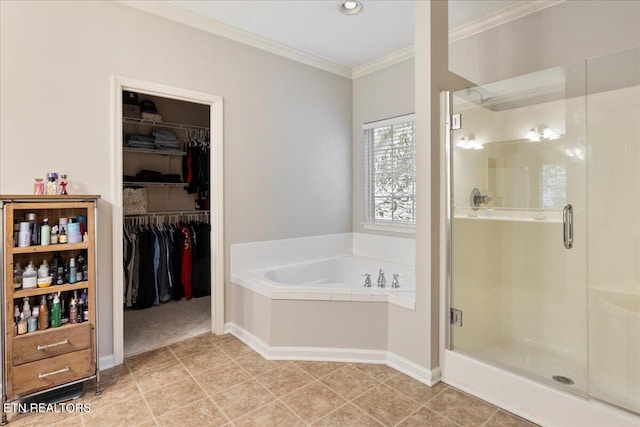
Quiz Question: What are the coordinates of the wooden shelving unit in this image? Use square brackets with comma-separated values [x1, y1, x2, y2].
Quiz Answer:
[1, 195, 101, 422]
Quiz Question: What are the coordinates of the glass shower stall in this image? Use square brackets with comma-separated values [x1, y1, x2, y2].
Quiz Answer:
[444, 47, 640, 415]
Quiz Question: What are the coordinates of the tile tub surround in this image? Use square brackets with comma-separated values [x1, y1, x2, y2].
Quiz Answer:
[4, 333, 539, 426]
[230, 233, 415, 276]
[233, 255, 416, 309]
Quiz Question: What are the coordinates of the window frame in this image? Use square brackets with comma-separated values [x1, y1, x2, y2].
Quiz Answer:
[363, 113, 416, 233]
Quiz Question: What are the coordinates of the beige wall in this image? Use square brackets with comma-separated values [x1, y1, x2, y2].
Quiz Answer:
[449, 0, 640, 86]
[0, 1, 352, 360]
[351, 59, 415, 236]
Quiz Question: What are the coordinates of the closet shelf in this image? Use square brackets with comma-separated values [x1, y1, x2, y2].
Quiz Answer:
[123, 182, 188, 188]
[123, 117, 209, 132]
[123, 147, 186, 156]
[124, 210, 209, 218]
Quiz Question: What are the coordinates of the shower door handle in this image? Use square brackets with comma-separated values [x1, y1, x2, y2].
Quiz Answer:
[563, 204, 573, 249]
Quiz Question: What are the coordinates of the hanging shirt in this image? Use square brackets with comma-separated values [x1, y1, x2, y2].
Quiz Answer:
[180, 225, 192, 300]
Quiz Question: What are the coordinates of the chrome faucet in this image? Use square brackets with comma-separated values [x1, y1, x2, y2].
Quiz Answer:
[377, 269, 386, 288]
[363, 273, 372, 288]
[391, 274, 400, 288]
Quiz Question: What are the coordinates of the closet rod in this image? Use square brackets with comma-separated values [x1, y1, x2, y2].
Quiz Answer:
[123, 117, 210, 132]
[124, 210, 210, 218]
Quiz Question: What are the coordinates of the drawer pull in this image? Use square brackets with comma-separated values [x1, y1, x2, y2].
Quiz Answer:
[37, 339, 69, 351]
[38, 366, 70, 379]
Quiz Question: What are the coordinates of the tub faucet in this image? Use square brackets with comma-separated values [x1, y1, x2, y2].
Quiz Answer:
[377, 269, 386, 288]
[391, 274, 400, 288]
[363, 273, 372, 288]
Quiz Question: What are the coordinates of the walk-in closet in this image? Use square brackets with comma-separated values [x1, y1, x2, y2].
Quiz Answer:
[121, 91, 211, 356]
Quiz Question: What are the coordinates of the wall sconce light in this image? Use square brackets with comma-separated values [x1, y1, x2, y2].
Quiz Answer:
[457, 133, 483, 150]
[525, 123, 560, 142]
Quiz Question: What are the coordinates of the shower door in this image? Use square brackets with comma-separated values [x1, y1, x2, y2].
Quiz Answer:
[447, 66, 588, 394]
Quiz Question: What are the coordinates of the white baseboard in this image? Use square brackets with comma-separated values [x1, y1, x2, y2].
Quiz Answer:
[225, 322, 438, 386]
[387, 352, 440, 386]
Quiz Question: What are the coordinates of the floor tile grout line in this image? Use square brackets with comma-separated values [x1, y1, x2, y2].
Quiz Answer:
[377, 379, 431, 407]
[169, 344, 234, 425]
[131, 354, 167, 425]
[480, 408, 501, 427]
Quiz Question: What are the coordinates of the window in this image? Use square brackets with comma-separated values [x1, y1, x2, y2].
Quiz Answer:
[541, 164, 566, 209]
[364, 114, 416, 227]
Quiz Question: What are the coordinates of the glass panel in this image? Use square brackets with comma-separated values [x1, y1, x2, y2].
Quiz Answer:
[450, 65, 588, 394]
[587, 47, 640, 413]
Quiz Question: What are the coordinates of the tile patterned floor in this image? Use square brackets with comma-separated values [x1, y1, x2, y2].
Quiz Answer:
[6, 333, 539, 427]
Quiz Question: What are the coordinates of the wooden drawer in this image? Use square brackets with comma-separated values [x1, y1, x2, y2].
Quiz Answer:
[12, 323, 91, 366]
[11, 348, 94, 397]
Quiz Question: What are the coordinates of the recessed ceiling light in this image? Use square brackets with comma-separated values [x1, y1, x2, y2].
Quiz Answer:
[340, 0, 363, 15]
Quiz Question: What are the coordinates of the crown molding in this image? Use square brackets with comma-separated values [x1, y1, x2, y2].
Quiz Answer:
[449, 0, 565, 43]
[352, 45, 415, 79]
[119, 0, 565, 81]
[119, 0, 352, 79]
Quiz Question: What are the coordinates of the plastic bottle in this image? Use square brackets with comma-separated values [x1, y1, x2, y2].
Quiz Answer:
[22, 297, 31, 319]
[50, 294, 61, 328]
[63, 260, 70, 284]
[13, 262, 23, 290]
[38, 260, 50, 279]
[38, 295, 48, 330]
[77, 292, 85, 323]
[41, 218, 51, 246]
[22, 262, 37, 289]
[28, 308, 38, 333]
[69, 294, 78, 325]
[82, 256, 88, 281]
[69, 258, 77, 284]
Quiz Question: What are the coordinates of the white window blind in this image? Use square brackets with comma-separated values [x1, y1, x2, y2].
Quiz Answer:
[364, 113, 416, 224]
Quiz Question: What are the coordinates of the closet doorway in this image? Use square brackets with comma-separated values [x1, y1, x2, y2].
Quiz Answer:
[111, 77, 224, 366]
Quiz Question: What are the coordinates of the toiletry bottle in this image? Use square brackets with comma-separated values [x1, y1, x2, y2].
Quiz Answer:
[26, 212, 36, 245]
[22, 262, 37, 289]
[83, 231, 89, 243]
[17, 313, 27, 335]
[63, 260, 70, 283]
[69, 258, 77, 284]
[13, 262, 23, 290]
[28, 308, 38, 333]
[82, 253, 89, 281]
[38, 295, 48, 330]
[69, 293, 78, 325]
[77, 291, 85, 323]
[76, 253, 85, 281]
[22, 297, 31, 319]
[33, 222, 41, 245]
[50, 294, 61, 328]
[38, 260, 50, 279]
[41, 218, 51, 246]
[51, 225, 59, 244]
[14, 306, 20, 335]
[83, 298, 89, 323]
[61, 297, 69, 325]
[59, 227, 67, 244]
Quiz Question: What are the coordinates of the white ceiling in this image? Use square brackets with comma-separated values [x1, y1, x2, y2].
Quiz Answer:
[165, 0, 522, 69]
[167, 0, 414, 68]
